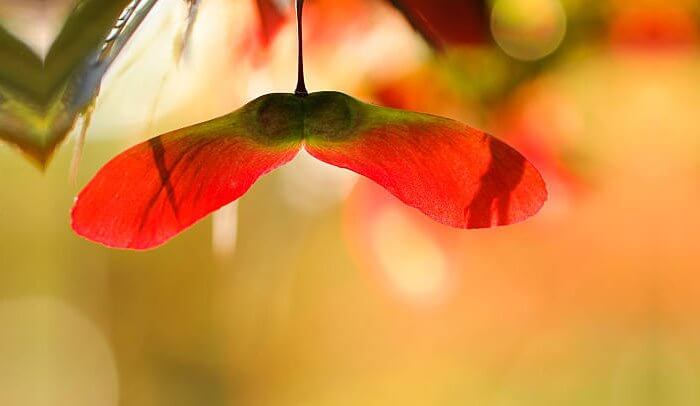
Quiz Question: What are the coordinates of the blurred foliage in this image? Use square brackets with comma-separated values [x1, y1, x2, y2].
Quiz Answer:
[0, 0, 153, 166]
[0, 0, 131, 102]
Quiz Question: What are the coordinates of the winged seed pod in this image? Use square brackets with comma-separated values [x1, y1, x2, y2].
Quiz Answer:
[71, 0, 546, 250]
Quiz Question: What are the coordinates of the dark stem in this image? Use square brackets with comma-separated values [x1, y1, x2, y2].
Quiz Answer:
[294, 0, 308, 97]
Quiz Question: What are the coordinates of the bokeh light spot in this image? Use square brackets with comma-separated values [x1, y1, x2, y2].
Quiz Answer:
[371, 207, 449, 305]
[0, 297, 119, 406]
[212, 201, 239, 257]
[491, 0, 567, 61]
[280, 150, 358, 214]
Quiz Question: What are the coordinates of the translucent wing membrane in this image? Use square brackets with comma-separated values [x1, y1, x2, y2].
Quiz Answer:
[305, 95, 547, 228]
[72, 101, 302, 249]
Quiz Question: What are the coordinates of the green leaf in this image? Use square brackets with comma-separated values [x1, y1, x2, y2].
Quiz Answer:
[0, 26, 44, 105]
[0, 0, 158, 167]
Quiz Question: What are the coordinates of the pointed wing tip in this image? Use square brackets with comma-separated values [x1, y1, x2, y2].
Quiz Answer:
[460, 159, 548, 230]
[71, 232, 163, 251]
[507, 153, 549, 225]
[410, 179, 547, 230]
[70, 200, 165, 251]
[70, 230, 164, 251]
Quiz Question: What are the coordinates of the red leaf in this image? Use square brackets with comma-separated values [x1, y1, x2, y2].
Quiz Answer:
[389, 0, 489, 49]
[72, 120, 300, 250]
[256, 0, 291, 47]
[610, 8, 698, 50]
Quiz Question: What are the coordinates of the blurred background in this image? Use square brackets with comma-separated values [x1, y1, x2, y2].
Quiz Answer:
[1, 0, 699, 405]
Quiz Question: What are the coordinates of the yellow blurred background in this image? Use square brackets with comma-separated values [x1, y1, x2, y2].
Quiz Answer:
[1, 0, 699, 405]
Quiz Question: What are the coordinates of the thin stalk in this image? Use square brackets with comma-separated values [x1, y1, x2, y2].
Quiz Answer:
[294, 0, 308, 96]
